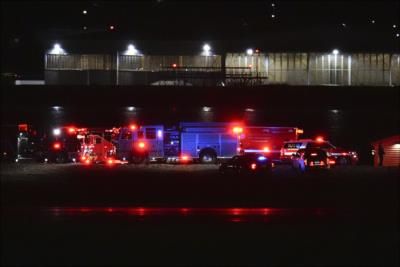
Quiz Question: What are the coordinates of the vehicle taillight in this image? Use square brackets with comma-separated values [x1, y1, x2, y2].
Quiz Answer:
[129, 124, 137, 130]
[316, 136, 324, 143]
[107, 159, 114, 165]
[328, 159, 336, 165]
[251, 163, 257, 170]
[68, 127, 76, 134]
[85, 159, 91, 165]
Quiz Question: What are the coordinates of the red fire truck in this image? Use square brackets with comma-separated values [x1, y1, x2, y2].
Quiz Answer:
[239, 126, 304, 163]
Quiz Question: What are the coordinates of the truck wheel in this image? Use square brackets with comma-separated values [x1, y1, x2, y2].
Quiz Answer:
[199, 149, 217, 164]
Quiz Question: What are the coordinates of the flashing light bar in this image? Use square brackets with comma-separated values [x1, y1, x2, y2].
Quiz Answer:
[232, 127, 243, 134]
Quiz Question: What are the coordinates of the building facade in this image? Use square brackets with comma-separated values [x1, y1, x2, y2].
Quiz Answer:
[45, 52, 400, 86]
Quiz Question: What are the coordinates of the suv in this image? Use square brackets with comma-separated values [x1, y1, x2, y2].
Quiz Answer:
[281, 139, 358, 165]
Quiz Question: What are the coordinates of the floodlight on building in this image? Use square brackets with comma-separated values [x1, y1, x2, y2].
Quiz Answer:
[246, 48, 254, 56]
[125, 44, 139, 56]
[202, 43, 211, 56]
[53, 128, 61, 136]
[49, 43, 66, 55]
[332, 49, 339, 55]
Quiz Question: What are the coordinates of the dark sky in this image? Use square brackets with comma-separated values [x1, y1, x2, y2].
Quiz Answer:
[2, 0, 399, 77]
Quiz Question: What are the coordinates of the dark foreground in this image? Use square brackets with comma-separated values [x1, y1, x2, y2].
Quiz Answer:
[1, 163, 399, 266]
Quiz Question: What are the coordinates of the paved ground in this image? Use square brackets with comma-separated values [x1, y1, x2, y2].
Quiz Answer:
[1, 163, 399, 266]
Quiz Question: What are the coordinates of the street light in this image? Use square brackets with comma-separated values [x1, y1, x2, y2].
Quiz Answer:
[332, 49, 339, 55]
[246, 48, 253, 56]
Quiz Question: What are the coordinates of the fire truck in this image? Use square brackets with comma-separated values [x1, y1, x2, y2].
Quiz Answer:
[239, 126, 304, 163]
[78, 128, 116, 164]
[42, 126, 82, 163]
[83, 122, 303, 164]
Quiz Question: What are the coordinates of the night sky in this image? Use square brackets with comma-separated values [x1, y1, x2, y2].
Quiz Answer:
[2, 0, 399, 77]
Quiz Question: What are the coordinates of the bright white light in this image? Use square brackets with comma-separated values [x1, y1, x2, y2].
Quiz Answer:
[393, 144, 400, 149]
[125, 44, 139, 56]
[246, 48, 253, 56]
[393, 24, 397, 28]
[52, 106, 61, 111]
[271, 3, 275, 7]
[396, 33, 399, 38]
[127, 106, 135, 111]
[83, 26, 87, 30]
[245, 108, 255, 112]
[342, 23, 346, 27]
[271, 14, 275, 18]
[82, 10, 87, 14]
[332, 49, 339, 55]
[157, 130, 163, 138]
[49, 43, 66, 55]
[203, 106, 211, 112]
[371, 19, 375, 24]
[202, 44, 211, 56]
[331, 109, 339, 114]
[53, 128, 61, 136]
[72, 158, 76, 163]
[44, 158, 48, 163]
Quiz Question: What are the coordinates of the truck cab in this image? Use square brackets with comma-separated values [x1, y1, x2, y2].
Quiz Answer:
[114, 125, 164, 163]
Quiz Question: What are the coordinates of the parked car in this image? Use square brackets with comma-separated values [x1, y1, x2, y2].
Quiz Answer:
[219, 153, 273, 176]
[291, 148, 335, 173]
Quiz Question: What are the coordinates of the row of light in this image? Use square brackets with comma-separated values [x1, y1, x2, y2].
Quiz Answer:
[49, 43, 343, 56]
[48, 43, 214, 56]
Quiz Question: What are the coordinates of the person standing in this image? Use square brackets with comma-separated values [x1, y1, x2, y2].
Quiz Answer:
[378, 143, 385, 166]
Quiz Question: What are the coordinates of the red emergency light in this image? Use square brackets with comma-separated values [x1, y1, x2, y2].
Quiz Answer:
[181, 155, 190, 162]
[263, 147, 270, 153]
[129, 124, 137, 131]
[328, 159, 336, 165]
[316, 136, 324, 143]
[68, 127, 76, 134]
[138, 142, 145, 149]
[232, 127, 243, 134]
[53, 142, 61, 150]
[18, 124, 28, 132]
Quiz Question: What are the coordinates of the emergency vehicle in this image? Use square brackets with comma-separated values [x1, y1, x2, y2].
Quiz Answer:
[78, 128, 116, 164]
[281, 137, 358, 165]
[239, 126, 303, 163]
[44, 126, 82, 163]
